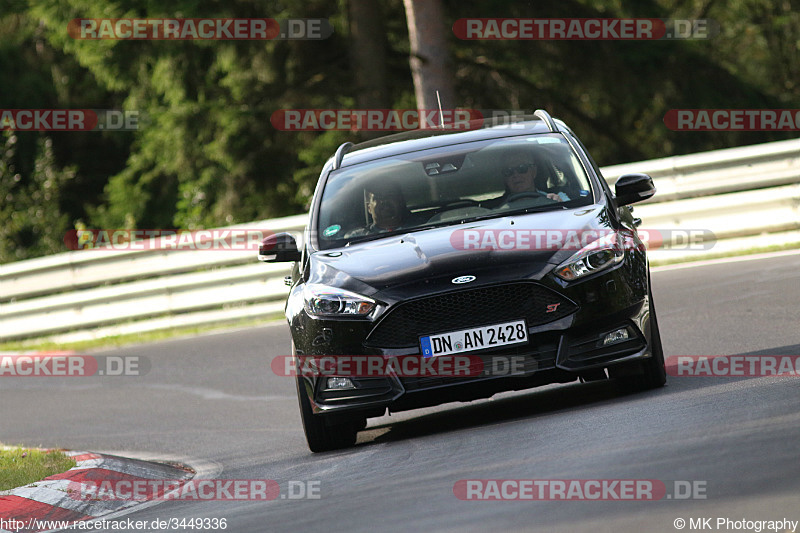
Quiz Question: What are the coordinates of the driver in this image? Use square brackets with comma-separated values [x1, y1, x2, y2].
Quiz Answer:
[345, 181, 411, 237]
[500, 151, 566, 202]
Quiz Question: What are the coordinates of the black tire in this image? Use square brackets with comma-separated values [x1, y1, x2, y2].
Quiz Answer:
[613, 286, 666, 393]
[296, 376, 360, 453]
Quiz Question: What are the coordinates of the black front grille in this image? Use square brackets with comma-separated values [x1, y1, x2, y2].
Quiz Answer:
[366, 282, 576, 348]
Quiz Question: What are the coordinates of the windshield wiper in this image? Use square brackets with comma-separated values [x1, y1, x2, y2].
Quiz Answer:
[499, 204, 568, 216]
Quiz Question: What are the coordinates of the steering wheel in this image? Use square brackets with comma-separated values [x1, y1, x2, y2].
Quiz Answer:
[441, 199, 480, 209]
[504, 191, 549, 203]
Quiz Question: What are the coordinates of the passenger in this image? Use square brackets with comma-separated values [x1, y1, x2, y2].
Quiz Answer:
[346, 182, 411, 237]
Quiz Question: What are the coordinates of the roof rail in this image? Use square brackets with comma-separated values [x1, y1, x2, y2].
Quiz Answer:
[534, 109, 558, 133]
[332, 142, 354, 170]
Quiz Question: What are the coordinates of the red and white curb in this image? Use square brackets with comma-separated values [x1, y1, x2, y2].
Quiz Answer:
[0, 451, 195, 532]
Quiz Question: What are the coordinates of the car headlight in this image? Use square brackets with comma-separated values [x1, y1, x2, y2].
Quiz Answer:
[554, 231, 625, 281]
[303, 284, 375, 317]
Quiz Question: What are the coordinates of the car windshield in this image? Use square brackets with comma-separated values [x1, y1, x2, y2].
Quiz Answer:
[315, 134, 595, 250]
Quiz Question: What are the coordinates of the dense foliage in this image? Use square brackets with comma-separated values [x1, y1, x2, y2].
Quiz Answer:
[1, 0, 798, 262]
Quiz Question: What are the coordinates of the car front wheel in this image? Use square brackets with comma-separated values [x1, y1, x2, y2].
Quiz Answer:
[610, 285, 666, 392]
[296, 376, 361, 452]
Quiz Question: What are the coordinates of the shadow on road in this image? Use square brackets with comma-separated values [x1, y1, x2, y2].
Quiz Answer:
[363, 378, 663, 446]
[359, 342, 800, 446]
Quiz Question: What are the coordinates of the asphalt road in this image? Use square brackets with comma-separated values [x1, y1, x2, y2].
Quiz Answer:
[3, 251, 800, 532]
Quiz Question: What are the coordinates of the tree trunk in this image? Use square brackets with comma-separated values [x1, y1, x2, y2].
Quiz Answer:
[403, 0, 455, 118]
[349, 0, 388, 110]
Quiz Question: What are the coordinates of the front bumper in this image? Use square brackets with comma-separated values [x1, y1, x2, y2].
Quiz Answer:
[291, 256, 653, 417]
[297, 297, 653, 416]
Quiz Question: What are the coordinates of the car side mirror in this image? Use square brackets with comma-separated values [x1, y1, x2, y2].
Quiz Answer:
[614, 173, 656, 206]
[258, 232, 302, 262]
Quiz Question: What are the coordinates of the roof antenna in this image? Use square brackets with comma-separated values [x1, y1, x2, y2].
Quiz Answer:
[436, 90, 445, 129]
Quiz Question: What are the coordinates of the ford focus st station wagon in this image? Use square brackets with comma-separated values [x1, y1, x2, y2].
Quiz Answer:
[260, 110, 665, 452]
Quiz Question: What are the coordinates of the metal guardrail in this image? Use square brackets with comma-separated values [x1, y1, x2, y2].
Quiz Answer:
[602, 138, 800, 261]
[0, 215, 307, 342]
[2, 139, 799, 342]
[601, 137, 800, 199]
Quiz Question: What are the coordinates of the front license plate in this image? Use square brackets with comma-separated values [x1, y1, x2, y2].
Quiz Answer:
[420, 320, 528, 358]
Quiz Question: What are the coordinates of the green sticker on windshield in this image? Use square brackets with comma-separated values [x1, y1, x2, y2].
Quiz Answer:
[323, 224, 341, 237]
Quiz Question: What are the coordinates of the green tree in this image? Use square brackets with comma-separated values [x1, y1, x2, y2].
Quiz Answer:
[0, 132, 75, 262]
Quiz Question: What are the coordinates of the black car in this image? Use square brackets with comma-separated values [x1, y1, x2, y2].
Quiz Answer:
[261, 110, 665, 452]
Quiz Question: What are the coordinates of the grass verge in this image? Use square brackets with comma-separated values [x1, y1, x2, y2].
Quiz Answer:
[649, 241, 800, 267]
[0, 445, 76, 491]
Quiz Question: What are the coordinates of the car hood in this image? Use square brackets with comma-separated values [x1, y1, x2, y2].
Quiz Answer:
[308, 205, 615, 302]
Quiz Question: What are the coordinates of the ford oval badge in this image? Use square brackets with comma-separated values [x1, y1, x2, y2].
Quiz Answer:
[452, 275, 476, 284]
